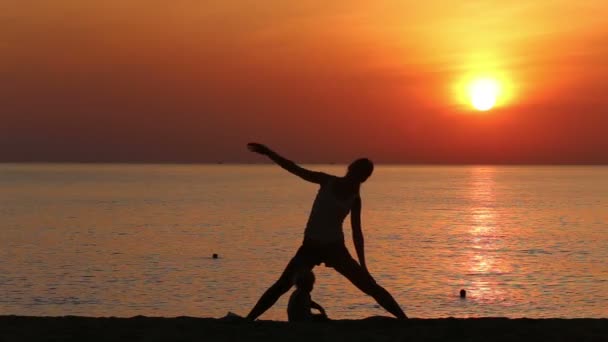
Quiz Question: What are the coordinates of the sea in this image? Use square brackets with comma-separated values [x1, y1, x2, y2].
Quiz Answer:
[1, 164, 607, 320]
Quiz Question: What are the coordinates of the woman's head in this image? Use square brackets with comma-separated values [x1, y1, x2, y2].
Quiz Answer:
[346, 158, 374, 183]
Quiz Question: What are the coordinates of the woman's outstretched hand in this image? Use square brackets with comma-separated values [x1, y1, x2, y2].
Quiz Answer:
[247, 143, 271, 155]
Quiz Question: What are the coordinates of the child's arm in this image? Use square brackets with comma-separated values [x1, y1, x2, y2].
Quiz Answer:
[310, 300, 327, 316]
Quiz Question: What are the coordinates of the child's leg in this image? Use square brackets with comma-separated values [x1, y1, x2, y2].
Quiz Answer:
[311, 313, 329, 322]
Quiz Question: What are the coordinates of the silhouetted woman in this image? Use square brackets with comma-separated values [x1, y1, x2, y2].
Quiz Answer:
[246, 143, 407, 320]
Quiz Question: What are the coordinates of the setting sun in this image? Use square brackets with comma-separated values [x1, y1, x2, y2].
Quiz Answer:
[469, 79, 500, 111]
[454, 71, 514, 113]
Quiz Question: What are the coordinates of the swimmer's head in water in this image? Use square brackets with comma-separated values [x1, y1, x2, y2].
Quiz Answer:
[347, 158, 374, 183]
[293, 269, 315, 292]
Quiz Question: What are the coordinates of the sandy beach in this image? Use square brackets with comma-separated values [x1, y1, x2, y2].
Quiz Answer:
[1, 316, 606, 342]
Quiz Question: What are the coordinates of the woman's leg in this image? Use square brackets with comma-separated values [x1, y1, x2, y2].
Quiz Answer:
[246, 253, 314, 320]
[333, 256, 407, 319]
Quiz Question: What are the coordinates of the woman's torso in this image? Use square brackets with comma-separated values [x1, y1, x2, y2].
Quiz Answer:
[304, 177, 357, 244]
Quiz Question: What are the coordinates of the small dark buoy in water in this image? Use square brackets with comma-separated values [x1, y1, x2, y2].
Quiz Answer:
[460, 289, 466, 299]
[212, 253, 218, 259]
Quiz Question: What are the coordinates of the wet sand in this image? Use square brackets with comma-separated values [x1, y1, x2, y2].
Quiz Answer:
[1, 316, 606, 342]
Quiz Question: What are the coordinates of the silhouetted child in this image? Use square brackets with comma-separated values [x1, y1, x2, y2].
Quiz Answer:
[287, 269, 328, 322]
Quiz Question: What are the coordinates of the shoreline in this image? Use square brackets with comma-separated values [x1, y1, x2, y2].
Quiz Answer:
[1, 316, 607, 342]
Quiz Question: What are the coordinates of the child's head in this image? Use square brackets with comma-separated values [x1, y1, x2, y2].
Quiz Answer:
[293, 269, 315, 292]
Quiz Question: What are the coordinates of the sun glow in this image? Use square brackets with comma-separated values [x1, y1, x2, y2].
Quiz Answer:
[469, 79, 500, 111]
[454, 71, 515, 113]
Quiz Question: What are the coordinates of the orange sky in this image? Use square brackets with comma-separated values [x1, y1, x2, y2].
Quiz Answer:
[2, 1, 607, 163]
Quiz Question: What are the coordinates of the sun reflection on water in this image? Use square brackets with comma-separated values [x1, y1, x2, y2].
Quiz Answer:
[466, 167, 508, 306]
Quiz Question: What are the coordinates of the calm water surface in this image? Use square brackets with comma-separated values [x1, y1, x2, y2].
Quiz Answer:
[1, 164, 607, 319]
